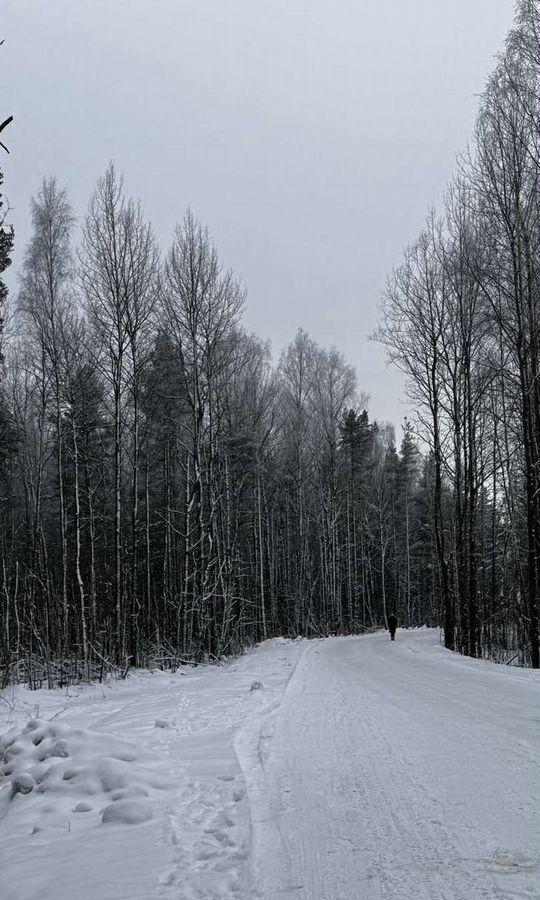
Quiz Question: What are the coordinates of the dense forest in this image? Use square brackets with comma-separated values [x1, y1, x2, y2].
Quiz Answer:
[0, 0, 538, 683]
[378, 0, 540, 668]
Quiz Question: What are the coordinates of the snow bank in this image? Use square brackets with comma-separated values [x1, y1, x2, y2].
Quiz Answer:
[0, 717, 171, 827]
[0, 637, 308, 900]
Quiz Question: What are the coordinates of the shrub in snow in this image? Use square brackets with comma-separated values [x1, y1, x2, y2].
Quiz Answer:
[250, 681, 263, 692]
[49, 739, 69, 758]
[12, 773, 34, 795]
[73, 801, 93, 813]
[101, 799, 153, 824]
[0, 717, 172, 827]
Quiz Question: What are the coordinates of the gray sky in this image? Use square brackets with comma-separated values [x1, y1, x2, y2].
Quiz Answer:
[1, 0, 515, 430]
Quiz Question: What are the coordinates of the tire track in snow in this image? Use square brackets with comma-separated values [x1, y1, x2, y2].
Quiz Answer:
[233, 640, 317, 899]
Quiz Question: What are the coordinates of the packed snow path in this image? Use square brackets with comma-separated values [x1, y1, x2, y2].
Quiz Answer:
[1, 631, 538, 900]
[239, 632, 540, 899]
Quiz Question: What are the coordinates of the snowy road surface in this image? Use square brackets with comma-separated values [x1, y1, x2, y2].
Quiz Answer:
[1, 630, 538, 900]
[241, 633, 539, 899]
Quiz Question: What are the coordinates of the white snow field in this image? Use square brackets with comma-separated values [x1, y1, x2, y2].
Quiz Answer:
[0, 630, 538, 900]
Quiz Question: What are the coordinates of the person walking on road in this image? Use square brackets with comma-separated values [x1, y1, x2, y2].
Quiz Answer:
[387, 614, 397, 641]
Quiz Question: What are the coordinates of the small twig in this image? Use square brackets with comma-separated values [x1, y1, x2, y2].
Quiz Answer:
[121, 657, 132, 679]
[49, 704, 69, 722]
[0, 115, 13, 153]
[504, 653, 519, 666]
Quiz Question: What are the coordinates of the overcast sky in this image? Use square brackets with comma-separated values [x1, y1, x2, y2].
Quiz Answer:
[1, 0, 515, 430]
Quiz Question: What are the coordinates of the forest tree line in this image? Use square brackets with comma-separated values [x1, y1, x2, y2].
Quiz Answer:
[378, 0, 540, 668]
[0, 0, 538, 682]
[0, 167, 438, 681]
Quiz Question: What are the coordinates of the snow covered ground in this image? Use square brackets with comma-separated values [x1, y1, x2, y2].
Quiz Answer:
[1, 630, 538, 900]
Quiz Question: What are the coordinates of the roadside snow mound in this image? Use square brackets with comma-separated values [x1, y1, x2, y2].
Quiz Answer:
[0, 718, 171, 827]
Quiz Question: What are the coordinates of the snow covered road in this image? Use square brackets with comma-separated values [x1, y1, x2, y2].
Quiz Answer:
[1, 630, 538, 900]
[239, 631, 540, 899]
